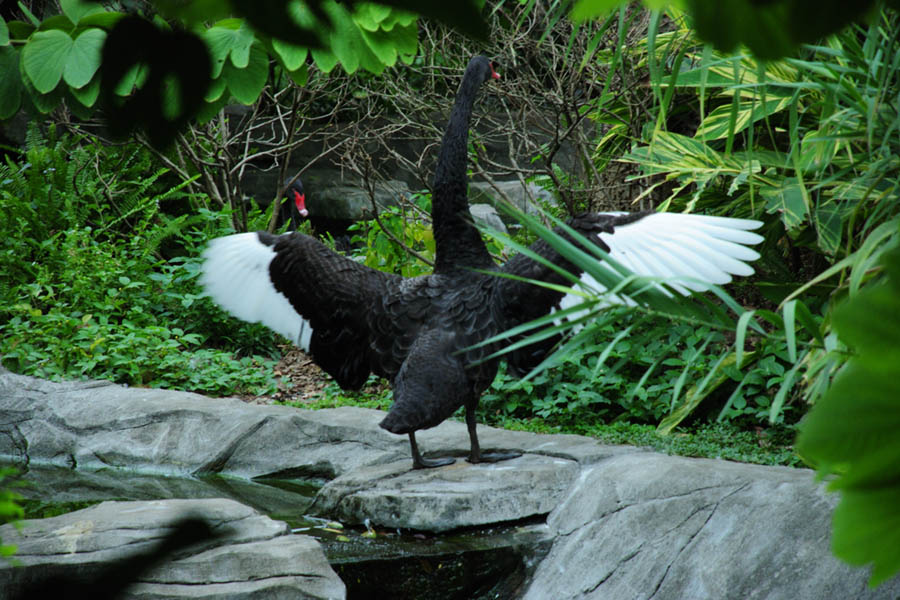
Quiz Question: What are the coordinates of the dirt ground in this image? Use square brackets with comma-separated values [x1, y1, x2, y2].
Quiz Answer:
[244, 345, 389, 406]
[241, 345, 332, 406]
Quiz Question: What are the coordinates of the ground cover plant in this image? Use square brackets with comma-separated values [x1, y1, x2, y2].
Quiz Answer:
[0, 128, 284, 395]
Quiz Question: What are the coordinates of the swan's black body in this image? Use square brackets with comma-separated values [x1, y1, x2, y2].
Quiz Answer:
[201, 56, 763, 469]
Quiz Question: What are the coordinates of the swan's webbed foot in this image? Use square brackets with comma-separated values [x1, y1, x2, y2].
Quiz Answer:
[409, 432, 455, 470]
[464, 404, 522, 464]
[467, 449, 523, 464]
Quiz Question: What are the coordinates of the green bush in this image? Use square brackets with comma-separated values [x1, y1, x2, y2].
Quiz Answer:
[0, 130, 283, 395]
[0, 467, 24, 560]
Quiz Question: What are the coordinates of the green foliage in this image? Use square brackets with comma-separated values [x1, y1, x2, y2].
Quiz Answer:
[0, 131, 282, 395]
[482, 319, 726, 422]
[552, 5, 900, 429]
[0, 1, 420, 146]
[0, 467, 25, 559]
[287, 375, 393, 411]
[571, 0, 888, 61]
[348, 194, 436, 277]
[624, 10, 900, 260]
[493, 417, 798, 466]
[797, 246, 900, 587]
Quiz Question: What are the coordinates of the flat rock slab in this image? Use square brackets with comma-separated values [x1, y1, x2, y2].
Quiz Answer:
[313, 454, 580, 532]
[0, 369, 625, 481]
[0, 498, 345, 599]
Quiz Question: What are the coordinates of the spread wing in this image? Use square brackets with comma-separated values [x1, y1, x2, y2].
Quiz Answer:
[495, 212, 764, 374]
[200, 231, 401, 389]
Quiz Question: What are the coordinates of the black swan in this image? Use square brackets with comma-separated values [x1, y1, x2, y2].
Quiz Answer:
[278, 176, 307, 230]
[200, 56, 763, 469]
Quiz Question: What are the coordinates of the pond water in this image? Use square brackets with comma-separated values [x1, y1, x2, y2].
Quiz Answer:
[6, 463, 550, 599]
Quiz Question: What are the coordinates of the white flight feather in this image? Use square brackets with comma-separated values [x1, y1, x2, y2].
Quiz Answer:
[199, 233, 313, 351]
[555, 213, 763, 324]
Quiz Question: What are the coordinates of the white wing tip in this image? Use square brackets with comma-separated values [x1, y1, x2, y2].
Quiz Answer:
[200, 232, 311, 351]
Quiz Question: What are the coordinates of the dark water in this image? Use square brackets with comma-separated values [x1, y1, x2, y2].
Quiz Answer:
[5, 463, 550, 599]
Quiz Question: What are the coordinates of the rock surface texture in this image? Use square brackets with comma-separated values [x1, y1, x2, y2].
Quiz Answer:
[1, 368, 897, 599]
[0, 498, 345, 600]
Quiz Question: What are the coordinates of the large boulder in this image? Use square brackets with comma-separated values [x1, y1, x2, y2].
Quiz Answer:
[0, 498, 345, 599]
[524, 453, 886, 600]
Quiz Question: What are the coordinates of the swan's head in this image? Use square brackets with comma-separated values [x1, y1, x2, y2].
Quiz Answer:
[469, 55, 501, 84]
[285, 177, 308, 217]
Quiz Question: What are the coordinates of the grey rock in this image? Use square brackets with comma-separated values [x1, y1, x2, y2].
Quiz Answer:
[523, 453, 896, 600]
[2, 368, 898, 597]
[469, 180, 555, 219]
[305, 177, 411, 221]
[0, 498, 345, 599]
[313, 453, 579, 532]
[242, 168, 411, 221]
[0, 370, 408, 478]
[469, 203, 508, 235]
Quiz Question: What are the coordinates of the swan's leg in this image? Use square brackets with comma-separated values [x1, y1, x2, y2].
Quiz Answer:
[409, 432, 455, 469]
[465, 404, 522, 464]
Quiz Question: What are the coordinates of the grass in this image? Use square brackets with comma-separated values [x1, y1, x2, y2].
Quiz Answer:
[284, 375, 801, 467]
[490, 416, 800, 467]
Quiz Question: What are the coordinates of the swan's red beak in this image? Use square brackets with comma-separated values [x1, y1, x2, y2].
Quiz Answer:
[293, 189, 308, 217]
[490, 64, 500, 80]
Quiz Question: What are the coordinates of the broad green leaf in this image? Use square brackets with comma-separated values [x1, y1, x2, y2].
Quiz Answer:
[22, 29, 72, 93]
[322, 0, 362, 74]
[203, 75, 227, 102]
[66, 86, 95, 119]
[378, 8, 417, 31]
[797, 246, 900, 586]
[571, 0, 627, 21]
[63, 28, 105, 88]
[17, 49, 64, 113]
[0, 46, 23, 118]
[360, 27, 400, 66]
[695, 95, 791, 141]
[113, 63, 145, 96]
[203, 23, 242, 78]
[800, 363, 900, 473]
[311, 47, 339, 74]
[831, 488, 900, 587]
[60, 0, 106, 23]
[223, 42, 267, 105]
[7, 20, 35, 40]
[815, 202, 843, 256]
[77, 11, 125, 29]
[373, 21, 417, 58]
[286, 62, 308, 86]
[354, 3, 390, 31]
[227, 22, 255, 69]
[0, 16, 9, 46]
[69, 72, 100, 106]
[272, 38, 307, 71]
[195, 94, 228, 124]
[36, 15, 76, 32]
[762, 178, 808, 230]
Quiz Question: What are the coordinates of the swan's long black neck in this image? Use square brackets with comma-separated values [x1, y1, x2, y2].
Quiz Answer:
[432, 59, 495, 274]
